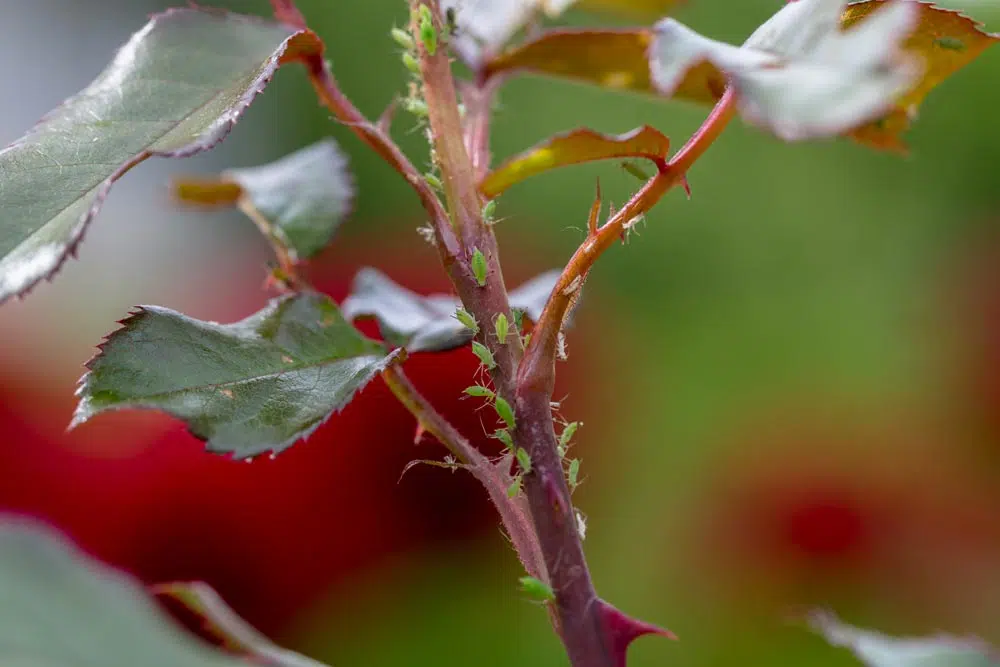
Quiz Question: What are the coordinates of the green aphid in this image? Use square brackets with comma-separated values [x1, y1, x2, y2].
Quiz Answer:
[471, 341, 496, 369]
[481, 198, 497, 222]
[471, 248, 488, 286]
[454, 307, 479, 333]
[494, 396, 516, 429]
[495, 313, 509, 344]
[493, 429, 515, 451]
[506, 477, 521, 498]
[464, 385, 494, 399]
[418, 5, 437, 55]
[515, 447, 532, 474]
[621, 160, 652, 182]
[519, 576, 554, 602]
[567, 458, 581, 489]
[403, 98, 428, 117]
[934, 36, 966, 51]
[402, 51, 421, 75]
[559, 421, 581, 454]
[424, 172, 444, 191]
[391, 26, 415, 51]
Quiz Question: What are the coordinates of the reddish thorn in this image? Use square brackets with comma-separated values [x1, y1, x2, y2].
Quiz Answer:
[680, 175, 692, 199]
[597, 599, 676, 667]
[413, 422, 427, 444]
[377, 99, 397, 134]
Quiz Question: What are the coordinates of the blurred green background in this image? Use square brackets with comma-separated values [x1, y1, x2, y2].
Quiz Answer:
[1, 1, 1000, 665]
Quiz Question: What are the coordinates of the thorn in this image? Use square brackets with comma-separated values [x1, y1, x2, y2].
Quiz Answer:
[377, 99, 398, 134]
[588, 178, 602, 235]
[413, 421, 427, 444]
[596, 599, 677, 667]
[680, 174, 692, 199]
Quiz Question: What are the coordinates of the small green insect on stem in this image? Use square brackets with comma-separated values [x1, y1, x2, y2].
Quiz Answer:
[567, 458, 581, 490]
[558, 421, 581, 457]
[495, 313, 509, 344]
[401, 52, 421, 75]
[515, 447, 532, 474]
[519, 575, 554, 602]
[621, 160, 652, 182]
[454, 307, 478, 334]
[391, 26, 415, 51]
[471, 341, 496, 369]
[494, 396, 515, 429]
[471, 247, 488, 286]
[507, 477, 522, 498]
[418, 4, 437, 55]
[493, 428, 515, 451]
[464, 385, 495, 399]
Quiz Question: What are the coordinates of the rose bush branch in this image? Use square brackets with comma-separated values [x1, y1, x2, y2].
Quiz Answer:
[381, 361, 545, 580]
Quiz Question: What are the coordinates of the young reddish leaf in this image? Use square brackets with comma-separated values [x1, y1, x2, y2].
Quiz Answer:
[842, 1, 1000, 151]
[0, 9, 321, 304]
[480, 125, 670, 199]
[72, 292, 395, 458]
[174, 139, 354, 261]
[154, 582, 328, 667]
[341, 268, 561, 352]
[0, 519, 329, 667]
[805, 609, 997, 667]
[482, 28, 727, 104]
[485, 2, 996, 150]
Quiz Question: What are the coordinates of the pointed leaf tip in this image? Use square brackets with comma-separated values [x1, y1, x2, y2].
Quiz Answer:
[175, 139, 354, 262]
[74, 292, 393, 457]
[597, 599, 676, 667]
[481, 125, 670, 199]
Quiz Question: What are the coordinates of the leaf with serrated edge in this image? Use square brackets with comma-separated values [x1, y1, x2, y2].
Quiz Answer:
[0, 8, 320, 304]
[483, 1, 997, 150]
[73, 292, 394, 458]
[0, 518, 328, 667]
[342, 268, 562, 353]
[174, 139, 353, 261]
[154, 583, 328, 667]
[480, 125, 670, 199]
[806, 610, 998, 667]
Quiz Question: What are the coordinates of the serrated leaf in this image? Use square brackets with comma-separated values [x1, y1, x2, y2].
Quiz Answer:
[341, 267, 561, 353]
[840, 0, 1000, 151]
[0, 9, 319, 304]
[480, 125, 670, 199]
[806, 610, 998, 667]
[154, 583, 328, 667]
[0, 518, 327, 667]
[175, 139, 353, 261]
[484, 1, 997, 150]
[73, 292, 394, 457]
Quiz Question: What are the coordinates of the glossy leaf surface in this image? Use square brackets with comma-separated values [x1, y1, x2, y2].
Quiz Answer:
[73, 292, 394, 458]
[0, 9, 318, 303]
[174, 139, 353, 261]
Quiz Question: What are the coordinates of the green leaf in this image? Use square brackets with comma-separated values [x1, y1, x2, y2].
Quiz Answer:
[175, 140, 354, 261]
[806, 610, 998, 667]
[73, 292, 395, 458]
[0, 9, 319, 304]
[341, 267, 560, 353]
[0, 518, 328, 667]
